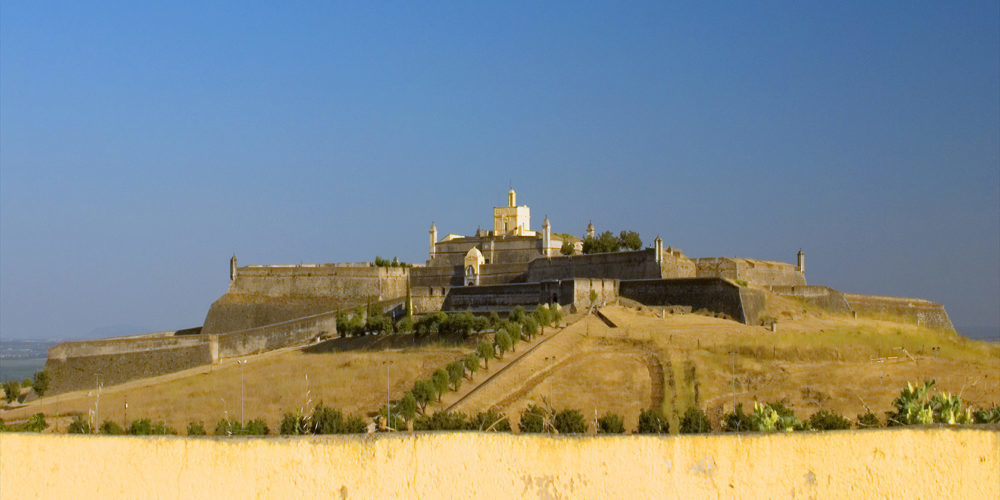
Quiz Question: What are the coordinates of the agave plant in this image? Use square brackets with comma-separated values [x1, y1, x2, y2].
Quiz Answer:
[752, 402, 803, 432]
[930, 393, 973, 425]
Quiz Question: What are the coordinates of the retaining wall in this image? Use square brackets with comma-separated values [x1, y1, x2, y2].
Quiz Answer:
[524, 249, 661, 282]
[619, 278, 752, 324]
[843, 293, 954, 330]
[2, 429, 995, 499]
[441, 279, 618, 313]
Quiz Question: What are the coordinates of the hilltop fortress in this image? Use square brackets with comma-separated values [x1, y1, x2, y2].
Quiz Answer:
[44, 190, 953, 393]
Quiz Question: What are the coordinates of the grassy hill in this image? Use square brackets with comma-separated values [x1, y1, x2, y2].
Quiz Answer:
[4, 292, 998, 434]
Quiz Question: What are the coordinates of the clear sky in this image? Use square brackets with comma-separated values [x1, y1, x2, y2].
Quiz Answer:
[1, 2, 998, 340]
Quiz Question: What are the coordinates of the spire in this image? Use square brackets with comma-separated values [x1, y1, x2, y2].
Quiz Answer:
[542, 215, 550, 228]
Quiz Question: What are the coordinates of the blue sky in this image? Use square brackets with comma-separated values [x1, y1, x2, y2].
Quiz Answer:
[2, 2, 998, 340]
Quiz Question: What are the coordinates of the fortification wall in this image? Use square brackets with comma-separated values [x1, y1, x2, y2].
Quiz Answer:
[843, 293, 954, 330]
[525, 249, 660, 282]
[660, 251, 697, 278]
[696, 258, 805, 287]
[44, 335, 212, 394]
[441, 278, 618, 313]
[772, 285, 853, 313]
[3, 430, 995, 499]
[204, 265, 408, 334]
[619, 278, 750, 323]
[410, 287, 448, 315]
[214, 310, 337, 359]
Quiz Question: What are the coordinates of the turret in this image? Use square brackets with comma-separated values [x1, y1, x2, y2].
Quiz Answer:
[429, 223, 438, 260]
[542, 216, 551, 255]
[654, 236, 663, 263]
[508, 188, 516, 207]
[797, 249, 805, 274]
[586, 221, 595, 240]
[230, 253, 238, 282]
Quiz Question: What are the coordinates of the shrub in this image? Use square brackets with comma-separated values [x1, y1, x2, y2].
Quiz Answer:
[510, 306, 527, 324]
[974, 405, 1000, 424]
[432, 369, 450, 401]
[129, 418, 154, 435]
[68, 415, 92, 434]
[560, 240, 574, 255]
[597, 412, 625, 434]
[808, 410, 851, 431]
[463, 353, 480, 378]
[519, 405, 548, 433]
[215, 418, 243, 436]
[100, 420, 125, 435]
[414, 411, 469, 431]
[311, 404, 346, 434]
[32, 371, 50, 397]
[280, 412, 308, 435]
[619, 230, 642, 250]
[554, 409, 587, 434]
[522, 317, 539, 340]
[244, 418, 270, 435]
[187, 421, 207, 436]
[637, 408, 669, 434]
[22, 413, 47, 433]
[395, 316, 415, 334]
[395, 392, 418, 422]
[721, 404, 753, 432]
[446, 361, 465, 391]
[752, 402, 805, 432]
[507, 324, 521, 351]
[550, 304, 562, 325]
[343, 415, 367, 434]
[469, 410, 511, 432]
[477, 341, 495, 369]
[22, 378, 32, 388]
[3, 380, 20, 403]
[856, 412, 881, 429]
[679, 407, 712, 434]
[885, 379, 973, 426]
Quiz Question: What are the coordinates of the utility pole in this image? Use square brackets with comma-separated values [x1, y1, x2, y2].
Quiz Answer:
[238, 360, 247, 425]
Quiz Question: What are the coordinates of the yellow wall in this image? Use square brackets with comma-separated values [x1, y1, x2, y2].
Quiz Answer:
[2, 429, 996, 499]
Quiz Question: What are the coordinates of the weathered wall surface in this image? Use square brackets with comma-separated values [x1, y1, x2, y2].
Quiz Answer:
[525, 249, 661, 282]
[843, 293, 954, 330]
[696, 257, 805, 287]
[660, 250, 697, 278]
[409, 286, 449, 315]
[2, 429, 996, 499]
[619, 278, 750, 323]
[773, 285, 853, 313]
[441, 279, 618, 313]
[45, 335, 212, 394]
[204, 265, 408, 334]
[214, 310, 337, 359]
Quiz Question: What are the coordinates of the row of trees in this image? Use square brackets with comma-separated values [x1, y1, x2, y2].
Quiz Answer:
[580, 230, 643, 255]
[336, 303, 563, 341]
[373, 256, 411, 268]
[2, 370, 50, 404]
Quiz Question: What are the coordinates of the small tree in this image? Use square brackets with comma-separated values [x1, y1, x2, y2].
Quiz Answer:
[396, 392, 418, 422]
[510, 306, 527, 324]
[550, 304, 562, 325]
[507, 324, 520, 352]
[808, 410, 851, 430]
[396, 315, 415, 334]
[589, 290, 599, 306]
[100, 420, 125, 435]
[519, 405, 547, 433]
[560, 240, 575, 255]
[414, 411, 470, 431]
[23, 413, 47, 432]
[244, 418, 270, 435]
[721, 404, 753, 432]
[464, 353, 480, 379]
[637, 408, 669, 434]
[553, 409, 587, 434]
[129, 418, 154, 435]
[311, 404, 346, 434]
[597, 412, 625, 434]
[3, 380, 20, 403]
[522, 317, 538, 340]
[446, 361, 465, 391]
[679, 407, 712, 434]
[477, 341, 495, 369]
[187, 421, 207, 436]
[68, 415, 92, 434]
[470, 410, 511, 432]
[22, 378, 32, 388]
[494, 331, 512, 360]
[618, 230, 642, 250]
[432, 369, 450, 401]
[32, 371, 50, 397]
[488, 311, 502, 330]
[412, 380, 437, 414]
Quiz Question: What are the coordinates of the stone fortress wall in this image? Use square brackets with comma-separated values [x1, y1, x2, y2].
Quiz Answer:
[772, 286, 953, 330]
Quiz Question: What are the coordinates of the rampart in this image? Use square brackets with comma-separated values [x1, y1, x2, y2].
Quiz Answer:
[2, 429, 995, 499]
[619, 278, 763, 325]
[441, 278, 618, 313]
[524, 249, 662, 282]
[696, 257, 805, 287]
[772, 286, 955, 330]
[44, 332, 213, 394]
[203, 264, 408, 334]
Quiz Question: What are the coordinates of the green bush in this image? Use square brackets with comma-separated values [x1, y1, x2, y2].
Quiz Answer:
[311, 404, 346, 434]
[469, 410, 511, 432]
[886, 379, 973, 426]
[413, 411, 469, 431]
[100, 420, 125, 435]
[522, 317, 538, 340]
[22, 413, 47, 433]
[244, 418, 270, 435]
[494, 331, 512, 359]
[679, 407, 712, 434]
[68, 415, 92, 434]
[215, 418, 243, 436]
[554, 409, 587, 434]
[395, 316, 415, 334]
[280, 412, 308, 435]
[519, 405, 548, 433]
[343, 415, 367, 433]
[129, 418, 176, 435]
[808, 410, 851, 430]
[637, 408, 669, 434]
[32, 371, 50, 397]
[856, 412, 881, 429]
[597, 412, 625, 434]
[721, 404, 753, 432]
[560, 240, 574, 255]
[187, 421, 207, 436]
[395, 392, 418, 422]
[22, 378, 32, 388]
[973, 405, 1000, 424]
[510, 306, 527, 324]
[412, 380, 437, 414]
[752, 402, 805, 432]
[3, 380, 20, 403]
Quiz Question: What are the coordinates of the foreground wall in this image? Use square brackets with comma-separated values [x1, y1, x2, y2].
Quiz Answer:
[619, 278, 764, 325]
[773, 286, 955, 330]
[441, 279, 618, 313]
[2, 429, 996, 499]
